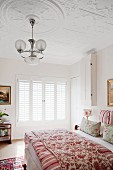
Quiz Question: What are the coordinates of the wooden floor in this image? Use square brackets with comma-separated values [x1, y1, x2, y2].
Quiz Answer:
[0, 139, 25, 160]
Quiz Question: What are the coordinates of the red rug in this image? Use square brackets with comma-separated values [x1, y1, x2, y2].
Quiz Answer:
[0, 156, 26, 170]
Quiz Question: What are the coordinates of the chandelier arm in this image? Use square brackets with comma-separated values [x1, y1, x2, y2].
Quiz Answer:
[35, 51, 44, 54]
[39, 56, 44, 59]
[22, 50, 42, 53]
[23, 49, 33, 57]
[22, 50, 31, 53]
[20, 55, 25, 58]
[20, 50, 42, 53]
[33, 50, 40, 53]
[20, 54, 43, 59]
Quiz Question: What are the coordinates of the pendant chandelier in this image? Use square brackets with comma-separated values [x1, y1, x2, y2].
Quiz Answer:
[15, 18, 47, 65]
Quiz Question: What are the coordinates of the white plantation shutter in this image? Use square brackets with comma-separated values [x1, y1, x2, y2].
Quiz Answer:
[45, 83, 54, 120]
[57, 83, 66, 120]
[32, 81, 42, 120]
[17, 76, 67, 123]
[18, 80, 30, 121]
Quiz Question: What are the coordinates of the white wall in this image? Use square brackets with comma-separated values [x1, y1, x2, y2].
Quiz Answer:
[70, 44, 113, 125]
[70, 61, 80, 78]
[0, 58, 70, 139]
[97, 44, 113, 109]
[70, 62, 84, 130]
[71, 77, 82, 130]
[90, 44, 113, 121]
[1, 43, 113, 139]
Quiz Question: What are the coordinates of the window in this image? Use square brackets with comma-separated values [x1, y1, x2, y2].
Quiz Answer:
[32, 81, 42, 121]
[18, 80, 30, 121]
[17, 76, 67, 122]
[57, 83, 66, 120]
[45, 83, 54, 120]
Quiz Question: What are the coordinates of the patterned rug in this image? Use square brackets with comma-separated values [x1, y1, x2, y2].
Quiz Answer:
[0, 156, 26, 170]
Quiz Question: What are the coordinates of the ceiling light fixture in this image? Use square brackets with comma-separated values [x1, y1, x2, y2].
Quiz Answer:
[15, 18, 47, 65]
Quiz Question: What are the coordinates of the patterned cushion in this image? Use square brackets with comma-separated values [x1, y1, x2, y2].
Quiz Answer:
[80, 117, 101, 137]
[103, 124, 113, 144]
[110, 111, 113, 125]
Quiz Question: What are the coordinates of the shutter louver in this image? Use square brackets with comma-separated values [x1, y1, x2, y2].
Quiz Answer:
[33, 81, 42, 120]
[18, 81, 30, 121]
[57, 83, 66, 120]
[45, 83, 54, 120]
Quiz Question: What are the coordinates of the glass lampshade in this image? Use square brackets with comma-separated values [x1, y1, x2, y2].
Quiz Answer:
[36, 39, 47, 51]
[24, 56, 40, 65]
[15, 40, 26, 51]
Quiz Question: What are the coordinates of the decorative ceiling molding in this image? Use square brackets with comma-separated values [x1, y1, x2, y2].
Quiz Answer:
[0, 0, 113, 65]
[0, 0, 65, 34]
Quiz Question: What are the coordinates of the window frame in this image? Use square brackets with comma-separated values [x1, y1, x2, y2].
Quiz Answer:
[16, 75, 68, 126]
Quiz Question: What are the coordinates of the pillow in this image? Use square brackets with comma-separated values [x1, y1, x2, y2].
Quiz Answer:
[100, 123, 104, 135]
[103, 124, 113, 144]
[100, 110, 113, 126]
[80, 117, 101, 137]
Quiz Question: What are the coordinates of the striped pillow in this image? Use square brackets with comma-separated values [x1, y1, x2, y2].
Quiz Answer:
[100, 110, 113, 125]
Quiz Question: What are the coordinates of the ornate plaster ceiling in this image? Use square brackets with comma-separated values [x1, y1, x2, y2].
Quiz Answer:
[0, 0, 113, 65]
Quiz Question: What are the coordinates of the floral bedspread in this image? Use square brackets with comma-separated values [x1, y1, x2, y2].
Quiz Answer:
[25, 129, 113, 170]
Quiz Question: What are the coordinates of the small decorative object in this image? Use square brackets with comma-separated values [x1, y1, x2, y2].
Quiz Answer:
[84, 109, 92, 120]
[107, 79, 113, 106]
[1, 130, 5, 136]
[0, 119, 2, 124]
[0, 109, 9, 124]
[0, 86, 11, 105]
[4, 129, 8, 135]
[75, 125, 79, 130]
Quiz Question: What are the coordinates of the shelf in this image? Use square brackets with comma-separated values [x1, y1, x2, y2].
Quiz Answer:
[0, 127, 11, 129]
[0, 123, 11, 125]
[0, 124, 11, 144]
[0, 135, 9, 138]
[0, 135, 10, 139]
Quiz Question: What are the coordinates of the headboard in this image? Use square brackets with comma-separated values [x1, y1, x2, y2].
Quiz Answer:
[100, 110, 113, 125]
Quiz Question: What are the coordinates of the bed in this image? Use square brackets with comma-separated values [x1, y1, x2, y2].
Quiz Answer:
[24, 129, 113, 170]
[75, 130, 113, 152]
